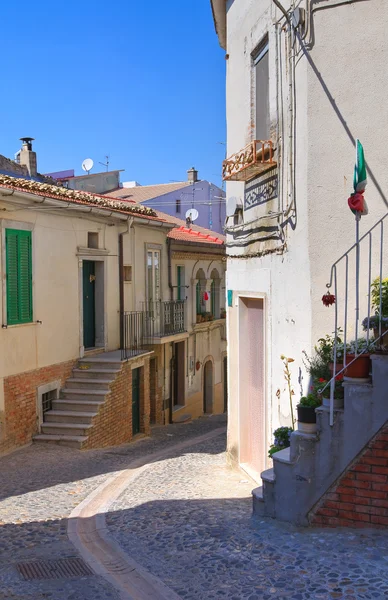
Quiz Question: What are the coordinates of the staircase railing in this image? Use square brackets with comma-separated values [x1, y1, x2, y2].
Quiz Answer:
[321, 212, 388, 426]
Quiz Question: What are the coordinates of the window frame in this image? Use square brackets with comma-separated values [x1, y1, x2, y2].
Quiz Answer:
[252, 37, 270, 141]
[5, 227, 33, 326]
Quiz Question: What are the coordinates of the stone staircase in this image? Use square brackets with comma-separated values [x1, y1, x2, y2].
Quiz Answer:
[33, 354, 122, 448]
[253, 354, 388, 526]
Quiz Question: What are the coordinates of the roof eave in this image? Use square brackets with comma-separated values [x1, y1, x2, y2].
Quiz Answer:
[210, 0, 227, 50]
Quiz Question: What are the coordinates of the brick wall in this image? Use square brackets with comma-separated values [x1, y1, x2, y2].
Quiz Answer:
[310, 421, 388, 528]
[1, 360, 76, 456]
[82, 356, 151, 450]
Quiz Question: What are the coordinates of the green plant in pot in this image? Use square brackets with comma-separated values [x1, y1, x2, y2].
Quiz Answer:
[297, 393, 321, 434]
[342, 338, 371, 380]
[268, 426, 293, 458]
[362, 276, 388, 352]
[318, 378, 344, 410]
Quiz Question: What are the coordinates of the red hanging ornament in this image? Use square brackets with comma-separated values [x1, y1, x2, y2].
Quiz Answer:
[322, 292, 336, 307]
[203, 291, 209, 301]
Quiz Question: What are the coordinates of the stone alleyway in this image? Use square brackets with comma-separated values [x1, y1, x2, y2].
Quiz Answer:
[0, 415, 387, 600]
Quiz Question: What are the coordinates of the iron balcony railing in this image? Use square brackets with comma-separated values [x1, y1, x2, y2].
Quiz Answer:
[121, 311, 146, 361]
[143, 300, 186, 338]
[322, 211, 388, 425]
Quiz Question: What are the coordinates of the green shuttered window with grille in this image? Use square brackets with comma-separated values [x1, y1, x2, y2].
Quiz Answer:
[5, 229, 33, 325]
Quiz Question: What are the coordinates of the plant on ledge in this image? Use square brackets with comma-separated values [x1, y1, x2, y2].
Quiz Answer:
[268, 426, 293, 458]
[362, 276, 388, 351]
[297, 392, 321, 434]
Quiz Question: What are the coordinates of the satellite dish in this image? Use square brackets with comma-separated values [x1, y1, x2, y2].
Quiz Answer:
[82, 158, 94, 173]
[185, 208, 199, 222]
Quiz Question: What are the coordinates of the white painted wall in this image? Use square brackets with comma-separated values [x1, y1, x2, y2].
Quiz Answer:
[224, 0, 388, 474]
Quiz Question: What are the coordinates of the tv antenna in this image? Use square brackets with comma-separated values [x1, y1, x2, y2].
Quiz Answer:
[82, 158, 94, 174]
[99, 155, 110, 171]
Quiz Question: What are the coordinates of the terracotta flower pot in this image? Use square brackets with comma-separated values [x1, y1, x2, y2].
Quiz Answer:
[329, 362, 343, 376]
[344, 354, 371, 379]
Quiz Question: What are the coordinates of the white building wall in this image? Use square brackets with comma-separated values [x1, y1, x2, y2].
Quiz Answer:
[224, 0, 388, 477]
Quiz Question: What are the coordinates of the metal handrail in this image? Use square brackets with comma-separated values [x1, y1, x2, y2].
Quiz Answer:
[322, 212, 388, 425]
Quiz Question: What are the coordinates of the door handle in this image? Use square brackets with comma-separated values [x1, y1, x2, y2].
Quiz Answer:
[90, 275, 96, 283]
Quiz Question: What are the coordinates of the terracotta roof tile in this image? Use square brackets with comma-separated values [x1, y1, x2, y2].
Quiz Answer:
[107, 182, 191, 203]
[0, 174, 159, 219]
[168, 226, 224, 245]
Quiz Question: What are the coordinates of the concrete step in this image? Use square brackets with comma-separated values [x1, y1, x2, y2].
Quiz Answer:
[261, 468, 275, 483]
[41, 422, 93, 437]
[73, 368, 120, 379]
[33, 434, 88, 449]
[66, 378, 112, 390]
[61, 388, 108, 402]
[252, 486, 265, 516]
[79, 358, 122, 370]
[44, 410, 98, 424]
[53, 399, 104, 412]
[272, 447, 292, 464]
[173, 413, 192, 424]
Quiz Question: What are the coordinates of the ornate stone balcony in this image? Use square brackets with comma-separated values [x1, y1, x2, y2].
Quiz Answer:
[222, 140, 276, 182]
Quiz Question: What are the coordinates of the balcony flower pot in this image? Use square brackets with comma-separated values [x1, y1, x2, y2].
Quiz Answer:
[196, 315, 202, 324]
[344, 353, 371, 379]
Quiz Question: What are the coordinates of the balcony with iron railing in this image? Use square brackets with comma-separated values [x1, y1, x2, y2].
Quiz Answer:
[143, 300, 186, 341]
[121, 311, 147, 361]
[222, 140, 276, 182]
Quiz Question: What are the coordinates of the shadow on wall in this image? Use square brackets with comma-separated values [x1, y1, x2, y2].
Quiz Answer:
[0, 415, 227, 503]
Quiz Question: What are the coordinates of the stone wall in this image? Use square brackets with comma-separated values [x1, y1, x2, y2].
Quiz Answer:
[310, 421, 388, 528]
[1, 360, 76, 456]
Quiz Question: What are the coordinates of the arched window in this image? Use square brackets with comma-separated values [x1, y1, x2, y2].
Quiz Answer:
[195, 269, 206, 316]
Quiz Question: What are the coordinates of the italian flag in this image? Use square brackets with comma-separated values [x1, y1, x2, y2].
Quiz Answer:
[348, 139, 368, 215]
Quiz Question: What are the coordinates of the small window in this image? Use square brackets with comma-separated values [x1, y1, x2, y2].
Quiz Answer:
[42, 389, 56, 414]
[123, 265, 132, 282]
[88, 232, 99, 249]
[253, 39, 270, 140]
[176, 198, 181, 214]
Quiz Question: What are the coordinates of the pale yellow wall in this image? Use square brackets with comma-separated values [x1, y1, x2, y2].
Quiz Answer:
[171, 254, 227, 415]
[122, 224, 170, 312]
[0, 200, 121, 378]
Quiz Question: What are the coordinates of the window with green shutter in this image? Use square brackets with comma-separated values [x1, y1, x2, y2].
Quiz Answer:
[6, 229, 33, 325]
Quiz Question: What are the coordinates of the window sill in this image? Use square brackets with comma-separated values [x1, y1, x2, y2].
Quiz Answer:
[2, 321, 39, 329]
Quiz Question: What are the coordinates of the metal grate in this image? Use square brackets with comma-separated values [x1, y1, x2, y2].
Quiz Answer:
[16, 558, 93, 580]
[41, 389, 57, 414]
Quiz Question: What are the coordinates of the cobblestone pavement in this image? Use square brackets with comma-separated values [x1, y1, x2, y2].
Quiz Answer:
[0, 416, 225, 599]
[1, 414, 388, 599]
[107, 433, 388, 600]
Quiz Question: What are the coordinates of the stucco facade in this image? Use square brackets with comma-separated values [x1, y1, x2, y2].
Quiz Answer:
[213, 0, 388, 480]
[0, 171, 227, 454]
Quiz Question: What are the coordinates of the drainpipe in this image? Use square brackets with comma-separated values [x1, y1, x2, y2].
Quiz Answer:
[169, 342, 174, 424]
[118, 218, 133, 349]
[167, 237, 173, 300]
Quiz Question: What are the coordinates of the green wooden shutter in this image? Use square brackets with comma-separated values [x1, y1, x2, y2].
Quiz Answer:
[196, 281, 201, 315]
[6, 229, 33, 325]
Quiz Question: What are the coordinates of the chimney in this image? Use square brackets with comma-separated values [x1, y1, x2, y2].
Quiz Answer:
[19, 137, 37, 178]
[187, 167, 198, 184]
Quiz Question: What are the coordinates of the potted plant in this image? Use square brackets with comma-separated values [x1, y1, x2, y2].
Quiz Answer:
[319, 378, 344, 410]
[343, 338, 371, 379]
[220, 308, 226, 319]
[362, 277, 388, 352]
[297, 393, 321, 434]
[268, 426, 293, 458]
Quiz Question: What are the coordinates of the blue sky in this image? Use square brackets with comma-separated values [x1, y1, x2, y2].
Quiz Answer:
[1, 1, 225, 186]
